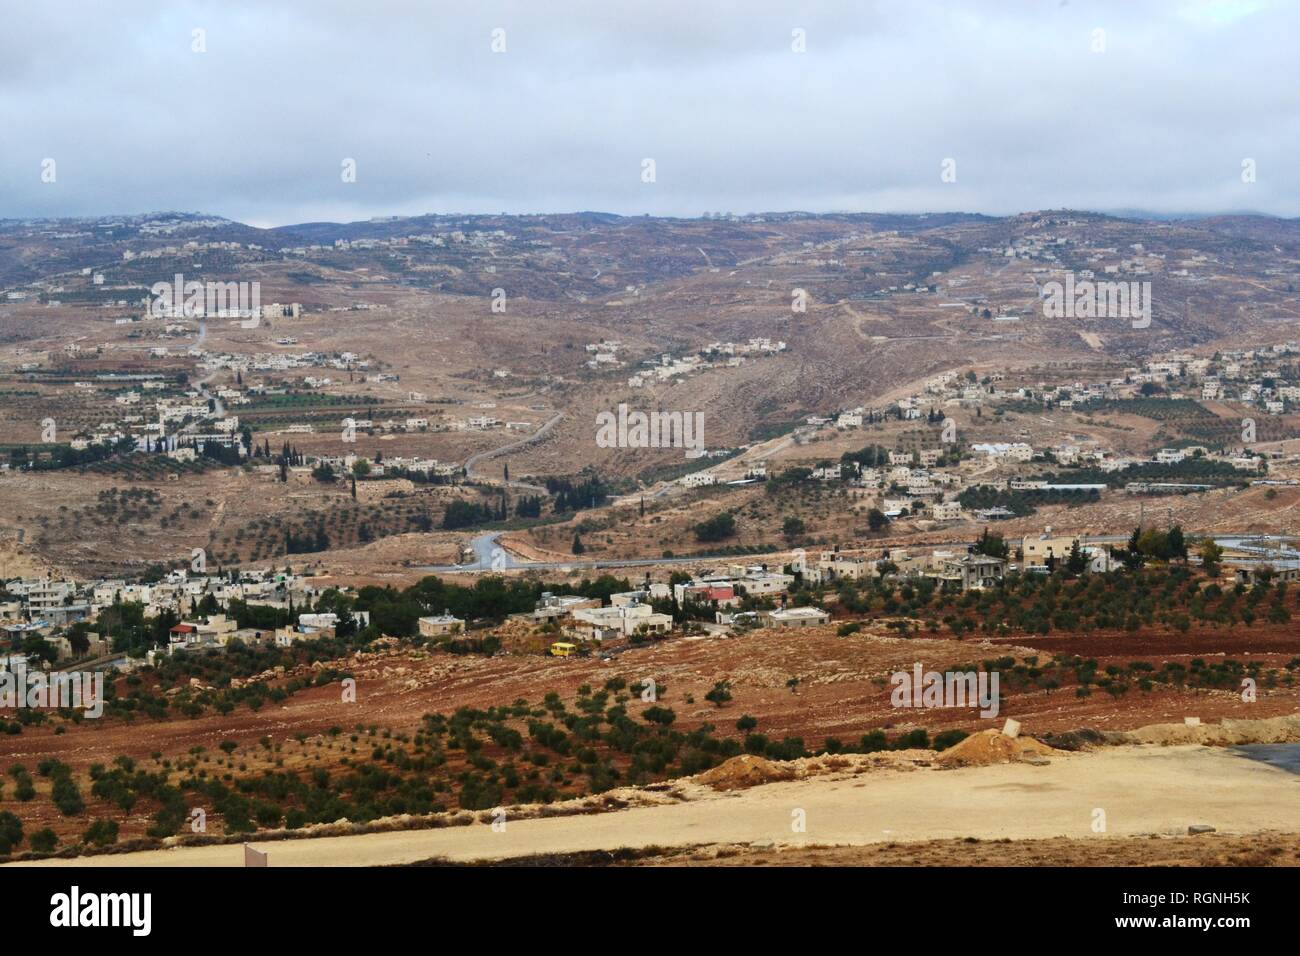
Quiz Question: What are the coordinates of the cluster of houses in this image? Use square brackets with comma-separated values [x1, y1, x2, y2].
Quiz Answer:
[164, 608, 362, 655]
[978, 229, 1190, 284]
[509, 590, 675, 642]
[667, 340, 1300, 521]
[0, 365, 239, 462]
[792, 531, 1115, 594]
[0, 567, 340, 665]
[13, 520, 1294, 676]
[288, 226, 514, 257]
[284, 413, 513, 438]
[5, 339, 512, 484]
[626, 339, 786, 388]
[966, 345, 1300, 419]
[820, 341, 1300, 436]
[307, 453, 461, 480]
[197, 347, 366, 384]
[1131, 345, 1300, 415]
[585, 340, 624, 370]
[493, 562, 836, 644]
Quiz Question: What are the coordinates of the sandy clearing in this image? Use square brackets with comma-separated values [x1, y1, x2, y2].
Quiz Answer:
[13, 744, 1300, 867]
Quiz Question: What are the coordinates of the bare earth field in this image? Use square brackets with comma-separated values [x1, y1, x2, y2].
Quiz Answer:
[3, 620, 1300, 852]
[13, 744, 1300, 867]
[10, 623, 1300, 775]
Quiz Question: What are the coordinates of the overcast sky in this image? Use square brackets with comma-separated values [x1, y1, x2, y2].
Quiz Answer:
[2, 0, 1296, 226]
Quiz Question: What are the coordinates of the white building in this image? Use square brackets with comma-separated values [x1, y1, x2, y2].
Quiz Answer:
[929, 500, 963, 521]
[567, 603, 673, 642]
[970, 442, 1033, 462]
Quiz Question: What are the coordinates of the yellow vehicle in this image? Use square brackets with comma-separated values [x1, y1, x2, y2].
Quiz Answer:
[550, 642, 577, 658]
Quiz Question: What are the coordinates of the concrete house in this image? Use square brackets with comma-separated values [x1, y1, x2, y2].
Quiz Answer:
[1022, 530, 1080, 568]
[929, 554, 1005, 591]
[418, 612, 465, 639]
[761, 606, 830, 629]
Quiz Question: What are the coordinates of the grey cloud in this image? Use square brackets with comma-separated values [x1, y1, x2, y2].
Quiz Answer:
[0, 0, 1294, 224]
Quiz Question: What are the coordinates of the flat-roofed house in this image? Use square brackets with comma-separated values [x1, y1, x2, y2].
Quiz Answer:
[761, 606, 831, 629]
[418, 612, 465, 639]
[929, 554, 1005, 591]
[1021, 531, 1080, 568]
[566, 603, 673, 642]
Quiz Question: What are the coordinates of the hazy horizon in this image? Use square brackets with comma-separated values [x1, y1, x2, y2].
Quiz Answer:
[4, 205, 1296, 231]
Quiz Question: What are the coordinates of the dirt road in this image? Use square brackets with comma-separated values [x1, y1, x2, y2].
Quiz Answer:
[14, 744, 1299, 867]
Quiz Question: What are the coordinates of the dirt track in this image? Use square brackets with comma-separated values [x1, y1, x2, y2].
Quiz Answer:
[13, 744, 1299, 867]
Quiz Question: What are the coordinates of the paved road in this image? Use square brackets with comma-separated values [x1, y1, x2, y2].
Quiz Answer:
[423, 531, 1285, 577]
[463, 413, 564, 492]
[421, 531, 747, 574]
[613, 427, 804, 507]
[54, 652, 126, 674]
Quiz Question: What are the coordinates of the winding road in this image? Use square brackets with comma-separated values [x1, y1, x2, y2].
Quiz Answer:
[463, 413, 564, 492]
[423, 531, 735, 574]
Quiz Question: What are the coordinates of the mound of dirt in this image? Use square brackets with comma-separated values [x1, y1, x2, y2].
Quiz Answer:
[934, 730, 1057, 768]
[695, 755, 798, 791]
[693, 750, 932, 792]
[1109, 714, 1300, 747]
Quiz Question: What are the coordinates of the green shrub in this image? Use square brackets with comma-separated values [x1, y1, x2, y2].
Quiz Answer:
[29, 828, 58, 853]
[82, 819, 119, 847]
